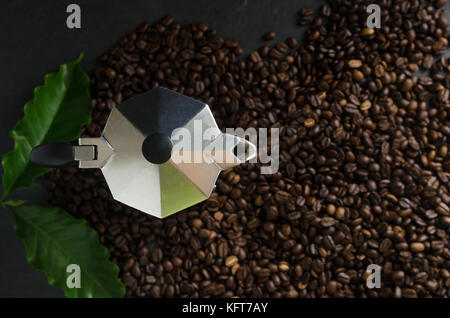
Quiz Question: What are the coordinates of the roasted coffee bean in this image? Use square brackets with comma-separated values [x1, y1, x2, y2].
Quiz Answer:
[43, 2, 450, 298]
[264, 31, 276, 41]
[152, 248, 163, 263]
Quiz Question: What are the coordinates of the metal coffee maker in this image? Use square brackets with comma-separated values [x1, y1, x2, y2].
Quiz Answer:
[31, 87, 256, 218]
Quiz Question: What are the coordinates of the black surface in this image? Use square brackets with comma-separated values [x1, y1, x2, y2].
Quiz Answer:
[30, 142, 77, 167]
[1, 0, 449, 298]
[142, 133, 173, 164]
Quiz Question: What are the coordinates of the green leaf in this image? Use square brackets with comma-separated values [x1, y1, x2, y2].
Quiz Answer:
[1, 54, 91, 200]
[12, 205, 125, 298]
[3, 199, 25, 207]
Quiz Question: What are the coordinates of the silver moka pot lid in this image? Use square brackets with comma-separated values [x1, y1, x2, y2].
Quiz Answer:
[31, 87, 256, 218]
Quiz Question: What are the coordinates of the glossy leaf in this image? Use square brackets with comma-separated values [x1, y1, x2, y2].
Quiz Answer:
[12, 205, 125, 298]
[3, 199, 25, 207]
[1, 54, 91, 199]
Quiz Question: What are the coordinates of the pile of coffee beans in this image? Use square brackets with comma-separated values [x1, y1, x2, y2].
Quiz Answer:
[43, 0, 450, 297]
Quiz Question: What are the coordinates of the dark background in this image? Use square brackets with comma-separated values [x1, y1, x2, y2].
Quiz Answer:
[0, 0, 449, 298]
